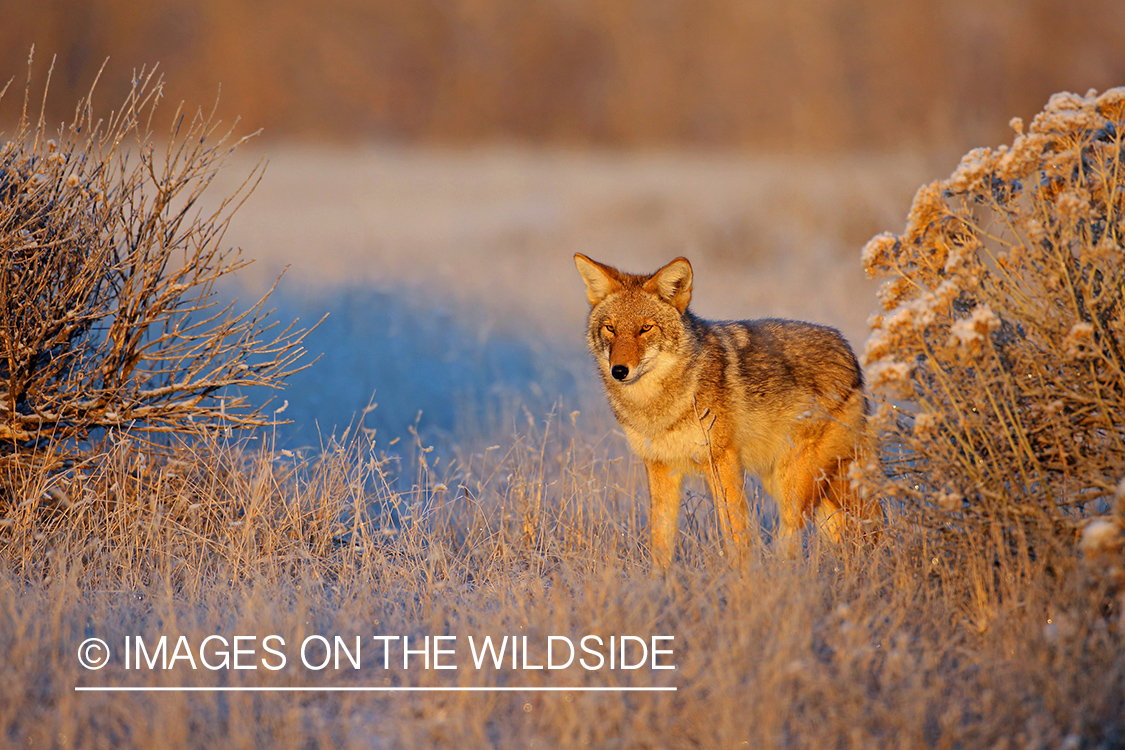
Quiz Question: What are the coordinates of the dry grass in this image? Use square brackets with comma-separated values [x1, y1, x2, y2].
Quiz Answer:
[0, 420, 1123, 748]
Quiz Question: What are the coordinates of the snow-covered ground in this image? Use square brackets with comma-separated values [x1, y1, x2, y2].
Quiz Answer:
[211, 146, 942, 445]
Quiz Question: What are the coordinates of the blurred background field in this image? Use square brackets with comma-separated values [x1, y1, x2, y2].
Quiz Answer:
[4, 0, 1124, 445]
[4, 0, 1124, 150]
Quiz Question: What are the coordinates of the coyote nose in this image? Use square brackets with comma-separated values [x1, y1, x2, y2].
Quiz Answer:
[611, 365, 629, 381]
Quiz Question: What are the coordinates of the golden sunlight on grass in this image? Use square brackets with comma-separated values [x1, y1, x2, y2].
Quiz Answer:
[2, 424, 1123, 748]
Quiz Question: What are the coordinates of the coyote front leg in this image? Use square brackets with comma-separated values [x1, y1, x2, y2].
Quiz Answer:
[644, 460, 682, 573]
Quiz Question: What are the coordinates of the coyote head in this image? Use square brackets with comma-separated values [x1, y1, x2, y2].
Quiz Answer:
[573, 254, 693, 385]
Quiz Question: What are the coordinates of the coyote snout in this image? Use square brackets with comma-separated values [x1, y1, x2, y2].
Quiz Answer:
[605, 322, 652, 383]
[574, 253, 873, 571]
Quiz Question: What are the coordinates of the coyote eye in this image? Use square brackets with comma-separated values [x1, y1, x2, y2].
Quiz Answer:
[639, 324, 653, 333]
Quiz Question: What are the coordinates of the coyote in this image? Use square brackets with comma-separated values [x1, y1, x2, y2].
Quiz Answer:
[574, 254, 870, 570]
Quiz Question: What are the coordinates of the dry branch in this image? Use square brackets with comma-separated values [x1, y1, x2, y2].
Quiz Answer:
[0, 51, 314, 481]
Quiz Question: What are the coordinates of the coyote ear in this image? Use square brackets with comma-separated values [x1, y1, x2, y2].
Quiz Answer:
[574, 253, 623, 307]
[645, 257, 693, 313]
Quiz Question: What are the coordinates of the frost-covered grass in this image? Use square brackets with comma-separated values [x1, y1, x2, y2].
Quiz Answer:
[3, 424, 1124, 749]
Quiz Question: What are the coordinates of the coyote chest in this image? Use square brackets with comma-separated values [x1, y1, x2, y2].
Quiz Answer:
[618, 399, 711, 471]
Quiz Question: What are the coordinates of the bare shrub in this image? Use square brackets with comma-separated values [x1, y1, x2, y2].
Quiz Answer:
[0, 55, 312, 485]
[859, 88, 1125, 569]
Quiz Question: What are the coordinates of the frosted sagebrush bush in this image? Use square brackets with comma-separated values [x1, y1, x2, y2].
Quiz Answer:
[1079, 480, 1125, 618]
[0, 58, 311, 488]
[859, 88, 1125, 553]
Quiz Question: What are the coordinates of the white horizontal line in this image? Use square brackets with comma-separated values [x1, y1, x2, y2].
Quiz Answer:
[75, 686, 676, 693]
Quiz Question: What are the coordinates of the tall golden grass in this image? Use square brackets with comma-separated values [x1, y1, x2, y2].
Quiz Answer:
[2, 419, 1123, 748]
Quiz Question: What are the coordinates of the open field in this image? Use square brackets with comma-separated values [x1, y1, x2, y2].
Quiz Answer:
[2, 147, 1124, 748]
[214, 146, 944, 445]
